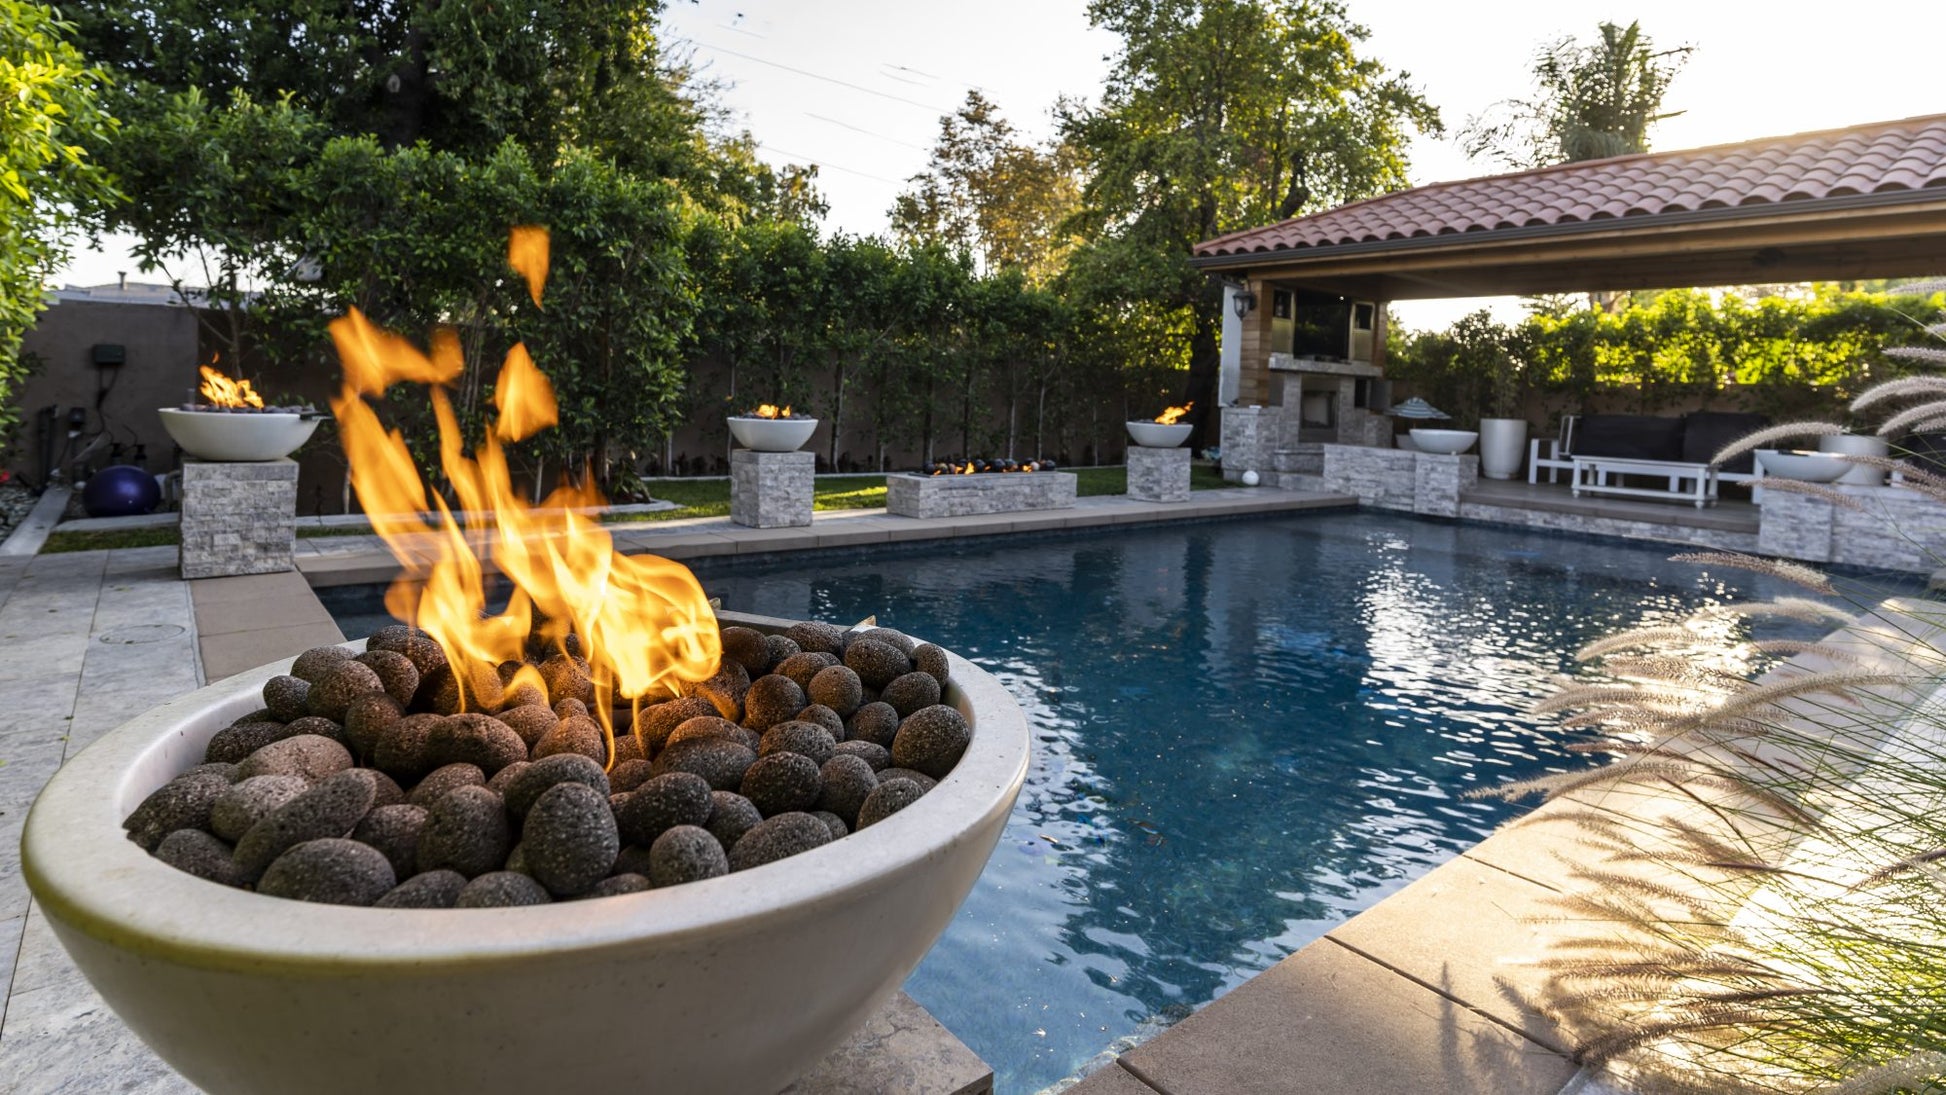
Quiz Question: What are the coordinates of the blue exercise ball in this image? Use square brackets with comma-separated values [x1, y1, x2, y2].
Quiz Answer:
[83, 465, 162, 518]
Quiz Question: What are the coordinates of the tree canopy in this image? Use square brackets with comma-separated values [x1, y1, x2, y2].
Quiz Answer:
[1461, 20, 1690, 170]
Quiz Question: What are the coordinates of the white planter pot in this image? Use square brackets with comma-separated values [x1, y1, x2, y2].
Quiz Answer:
[1407, 428, 1478, 455]
[21, 612, 1029, 1095]
[1817, 433, 1890, 486]
[727, 416, 818, 452]
[1125, 421, 1193, 448]
[158, 408, 320, 462]
[1477, 418, 1528, 480]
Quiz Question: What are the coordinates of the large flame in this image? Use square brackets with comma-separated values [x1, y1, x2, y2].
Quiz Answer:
[750, 404, 792, 419]
[328, 226, 720, 761]
[1155, 402, 1193, 425]
[198, 360, 264, 409]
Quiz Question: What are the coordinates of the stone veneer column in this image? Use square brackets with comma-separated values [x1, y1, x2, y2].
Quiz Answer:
[1127, 445, 1191, 502]
[1219, 406, 1270, 484]
[179, 457, 299, 579]
[730, 448, 814, 528]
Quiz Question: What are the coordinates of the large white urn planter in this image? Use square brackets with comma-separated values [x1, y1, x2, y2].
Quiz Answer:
[1125, 421, 1193, 448]
[21, 611, 1029, 1095]
[1817, 433, 1891, 486]
[158, 408, 321, 462]
[727, 415, 818, 452]
[1477, 418, 1528, 480]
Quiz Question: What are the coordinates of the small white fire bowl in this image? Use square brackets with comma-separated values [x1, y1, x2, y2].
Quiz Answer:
[1756, 449, 1850, 483]
[159, 408, 321, 462]
[21, 611, 1028, 1095]
[1407, 428, 1479, 455]
[727, 415, 819, 452]
[1125, 421, 1193, 448]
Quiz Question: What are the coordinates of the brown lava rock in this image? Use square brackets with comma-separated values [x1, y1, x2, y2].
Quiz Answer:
[891, 705, 971, 779]
[125, 770, 234, 851]
[845, 702, 901, 749]
[352, 803, 429, 879]
[856, 778, 927, 829]
[728, 812, 831, 871]
[552, 697, 589, 721]
[648, 825, 728, 887]
[290, 645, 352, 684]
[855, 627, 916, 656]
[764, 634, 801, 668]
[343, 693, 403, 761]
[236, 734, 353, 783]
[881, 672, 942, 717]
[811, 810, 849, 841]
[262, 675, 311, 722]
[376, 869, 467, 908]
[705, 791, 763, 850]
[523, 782, 620, 896]
[455, 871, 552, 907]
[783, 621, 847, 657]
[719, 626, 773, 675]
[665, 715, 757, 752]
[368, 626, 448, 679]
[373, 712, 444, 781]
[816, 755, 878, 827]
[741, 674, 806, 732]
[355, 649, 421, 707]
[307, 659, 386, 722]
[843, 639, 911, 690]
[611, 732, 646, 765]
[259, 838, 396, 906]
[689, 662, 751, 723]
[502, 753, 610, 818]
[739, 752, 822, 817]
[877, 768, 938, 793]
[407, 763, 485, 808]
[609, 758, 653, 792]
[807, 665, 864, 717]
[832, 740, 891, 771]
[913, 643, 951, 685]
[539, 653, 595, 706]
[775, 652, 839, 693]
[415, 785, 512, 878]
[635, 696, 719, 751]
[283, 716, 349, 746]
[204, 718, 307, 765]
[209, 775, 309, 843]
[155, 829, 243, 886]
[497, 704, 557, 748]
[616, 772, 712, 847]
[587, 873, 652, 898]
[758, 721, 836, 766]
[430, 712, 526, 774]
[234, 769, 380, 880]
[420, 661, 505, 715]
[793, 704, 846, 739]
[532, 714, 606, 764]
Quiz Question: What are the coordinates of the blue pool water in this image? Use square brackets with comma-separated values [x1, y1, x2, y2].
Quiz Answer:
[321, 512, 1862, 1092]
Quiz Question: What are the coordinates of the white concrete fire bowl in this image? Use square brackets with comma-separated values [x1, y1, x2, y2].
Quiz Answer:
[159, 408, 321, 462]
[1756, 448, 1850, 483]
[727, 415, 819, 452]
[1407, 428, 1479, 455]
[1125, 421, 1193, 448]
[21, 611, 1029, 1095]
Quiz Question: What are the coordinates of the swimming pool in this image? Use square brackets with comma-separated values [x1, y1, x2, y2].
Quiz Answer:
[320, 511, 1857, 1092]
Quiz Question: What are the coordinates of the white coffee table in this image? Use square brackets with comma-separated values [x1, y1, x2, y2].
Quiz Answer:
[1570, 455, 1717, 507]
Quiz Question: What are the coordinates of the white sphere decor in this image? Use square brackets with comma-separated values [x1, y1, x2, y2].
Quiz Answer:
[1241, 469, 1261, 487]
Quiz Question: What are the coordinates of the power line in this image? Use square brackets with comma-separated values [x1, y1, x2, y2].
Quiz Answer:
[804, 112, 930, 152]
[755, 143, 905, 186]
[688, 39, 956, 115]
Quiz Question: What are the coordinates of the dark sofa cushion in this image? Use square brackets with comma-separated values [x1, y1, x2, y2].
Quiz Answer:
[1900, 432, 1946, 477]
[1680, 411, 1770, 474]
[1571, 414, 1686, 462]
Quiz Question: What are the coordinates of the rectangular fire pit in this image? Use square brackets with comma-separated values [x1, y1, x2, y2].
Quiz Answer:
[885, 471, 1077, 519]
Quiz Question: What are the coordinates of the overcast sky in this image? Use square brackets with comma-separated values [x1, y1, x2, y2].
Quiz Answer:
[62, 0, 1946, 328]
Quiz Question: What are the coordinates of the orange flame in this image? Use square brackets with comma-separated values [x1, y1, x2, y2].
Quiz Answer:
[328, 228, 720, 763]
[751, 404, 792, 419]
[198, 361, 264, 409]
[1156, 402, 1193, 425]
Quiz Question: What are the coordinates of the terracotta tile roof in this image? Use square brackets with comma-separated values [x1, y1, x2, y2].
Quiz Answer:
[1194, 114, 1946, 260]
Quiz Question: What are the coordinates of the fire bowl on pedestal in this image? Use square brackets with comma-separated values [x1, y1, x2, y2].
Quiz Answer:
[159, 407, 321, 462]
[20, 611, 1029, 1095]
[727, 415, 819, 453]
[1407, 428, 1479, 455]
[1125, 421, 1193, 448]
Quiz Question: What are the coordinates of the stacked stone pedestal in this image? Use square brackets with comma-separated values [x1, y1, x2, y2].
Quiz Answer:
[179, 458, 299, 579]
[731, 448, 814, 528]
[1127, 445, 1191, 502]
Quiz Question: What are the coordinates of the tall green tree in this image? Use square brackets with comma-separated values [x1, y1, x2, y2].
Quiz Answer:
[1062, 0, 1438, 443]
[1461, 21, 1690, 170]
[0, 1, 119, 434]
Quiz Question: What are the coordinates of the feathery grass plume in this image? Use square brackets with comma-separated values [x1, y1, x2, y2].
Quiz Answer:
[1578, 626, 1713, 661]
[1470, 757, 1713, 803]
[1712, 422, 1844, 466]
[1747, 477, 1874, 512]
[1850, 374, 1946, 412]
[1818, 1051, 1946, 1095]
[1533, 682, 1718, 715]
[1876, 397, 1946, 436]
[1884, 345, 1946, 368]
[1847, 847, 1946, 890]
[1667, 552, 1837, 595]
[1718, 598, 1860, 627]
[1893, 276, 1946, 295]
[1599, 655, 1750, 690]
[1837, 453, 1946, 499]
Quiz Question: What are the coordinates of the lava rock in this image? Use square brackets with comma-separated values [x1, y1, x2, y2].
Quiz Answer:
[635, 696, 719, 751]
[307, 659, 386, 722]
[503, 842, 531, 875]
[209, 774, 309, 843]
[783, 620, 848, 657]
[455, 871, 552, 907]
[352, 803, 429, 880]
[728, 812, 832, 871]
[793, 703, 846, 740]
[763, 634, 802, 668]
[854, 627, 916, 656]
[739, 752, 822, 817]
[552, 697, 589, 721]
[369, 770, 406, 808]
[817, 755, 878, 827]
[371, 713, 443, 781]
[705, 791, 764, 850]
[367, 626, 448, 679]
[415, 785, 513, 878]
[539, 653, 595, 707]
[431, 712, 527, 774]
[741, 674, 807, 732]
[845, 702, 901, 749]
[612, 844, 656, 877]
[262, 675, 311, 722]
[343, 693, 404, 762]
[234, 769, 380, 880]
[832, 740, 891, 771]
[124, 771, 233, 851]
[616, 772, 712, 846]
[808, 665, 865, 717]
[586, 873, 652, 898]
[185, 761, 240, 782]
[856, 778, 927, 829]
[419, 661, 505, 715]
[375, 869, 468, 908]
[689, 662, 751, 723]
[913, 643, 951, 685]
[486, 760, 530, 795]
[609, 758, 653, 793]
[877, 768, 938, 793]
[258, 838, 396, 905]
[524, 782, 621, 896]
[811, 810, 849, 841]
[843, 639, 910, 690]
[500, 680, 548, 713]
[283, 716, 348, 746]
[666, 716, 759, 752]
[502, 753, 610, 818]
[290, 645, 353, 684]
[204, 719, 305, 765]
[407, 763, 486, 808]
[758, 721, 836, 766]
[355, 648, 421, 707]
[235, 735, 354, 784]
[497, 704, 557, 748]
[154, 829, 243, 886]
[532, 714, 606, 764]
[648, 825, 729, 887]
[881, 672, 942, 717]
[720, 626, 773, 675]
[649, 738, 755, 791]
[891, 705, 971, 779]
[775, 652, 840, 693]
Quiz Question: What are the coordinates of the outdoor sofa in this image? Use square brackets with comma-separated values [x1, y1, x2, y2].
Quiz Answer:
[1529, 411, 1769, 506]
